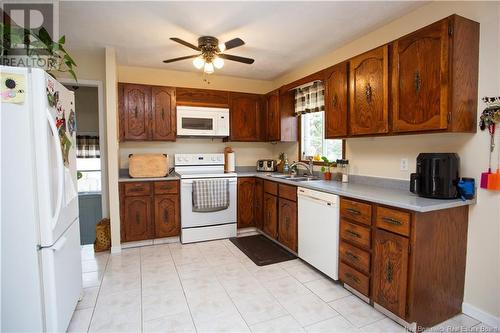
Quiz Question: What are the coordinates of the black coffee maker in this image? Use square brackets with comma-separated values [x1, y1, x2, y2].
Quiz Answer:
[410, 153, 460, 199]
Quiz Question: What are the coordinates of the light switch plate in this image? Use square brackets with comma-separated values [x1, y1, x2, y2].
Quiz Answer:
[400, 158, 409, 171]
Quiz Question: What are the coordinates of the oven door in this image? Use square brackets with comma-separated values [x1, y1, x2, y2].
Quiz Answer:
[177, 110, 218, 136]
[180, 177, 237, 228]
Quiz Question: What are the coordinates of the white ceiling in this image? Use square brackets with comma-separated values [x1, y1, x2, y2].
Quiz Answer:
[60, 1, 424, 80]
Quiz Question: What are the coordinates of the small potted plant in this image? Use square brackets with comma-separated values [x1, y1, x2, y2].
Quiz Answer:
[321, 156, 335, 180]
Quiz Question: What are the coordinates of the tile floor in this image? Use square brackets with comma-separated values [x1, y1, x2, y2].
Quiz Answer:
[69, 240, 495, 333]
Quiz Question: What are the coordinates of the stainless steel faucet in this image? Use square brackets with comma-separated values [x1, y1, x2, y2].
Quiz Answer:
[289, 157, 314, 176]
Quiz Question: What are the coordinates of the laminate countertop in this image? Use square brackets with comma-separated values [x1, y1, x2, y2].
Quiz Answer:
[237, 171, 475, 213]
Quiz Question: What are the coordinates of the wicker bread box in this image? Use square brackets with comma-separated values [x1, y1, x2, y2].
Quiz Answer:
[129, 154, 169, 178]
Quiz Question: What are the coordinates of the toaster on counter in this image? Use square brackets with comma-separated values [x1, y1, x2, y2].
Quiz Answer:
[257, 159, 277, 172]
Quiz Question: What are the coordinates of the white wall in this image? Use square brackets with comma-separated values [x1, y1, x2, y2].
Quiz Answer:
[272, 1, 500, 323]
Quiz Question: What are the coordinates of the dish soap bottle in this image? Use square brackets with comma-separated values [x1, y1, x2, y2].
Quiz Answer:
[283, 154, 289, 173]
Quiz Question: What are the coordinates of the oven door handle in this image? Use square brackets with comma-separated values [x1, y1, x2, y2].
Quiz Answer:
[181, 179, 237, 184]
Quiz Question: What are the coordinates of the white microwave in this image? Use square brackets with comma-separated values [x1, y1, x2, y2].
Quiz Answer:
[176, 106, 230, 137]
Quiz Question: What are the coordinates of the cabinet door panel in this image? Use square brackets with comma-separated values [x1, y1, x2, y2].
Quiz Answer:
[255, 179, 264, 230]
[278, 198, 297, 252]
[230, 93, 263, 141]
[263, 193, 278, 239]
[151, 86, 176, 140]
[123, 196, 153, 241]
[392, 20, 449, 132]
[373, 229, 409, 318]
[154, 194, 180, 238]
[267, 90, 280, 141]
[349, 46, 389, 135]
[123, 84, 151, 140]
[325, 62, 348, 138]
[237, 178, 256, 228]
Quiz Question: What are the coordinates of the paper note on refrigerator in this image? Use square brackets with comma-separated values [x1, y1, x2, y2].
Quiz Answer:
[0, 73, 26, 104]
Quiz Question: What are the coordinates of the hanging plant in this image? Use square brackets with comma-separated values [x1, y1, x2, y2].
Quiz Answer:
[1, 22, 77, 81]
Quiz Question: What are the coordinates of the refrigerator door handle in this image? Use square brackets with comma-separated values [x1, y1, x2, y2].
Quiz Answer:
[46, 110, 64, 226]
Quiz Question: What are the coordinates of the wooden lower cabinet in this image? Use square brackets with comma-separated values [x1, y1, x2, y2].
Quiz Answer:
[278, 198, 297, 252]
[122, 196, 154, 242]
[237, 178, 256, 228]
[263, 193, 278, 239]
[372, 229, 409, 318]
[120, 180, 180, 242]
[154, 195, 180, 238]
[254, 179, 264, 230]
[339, 196, 470, 329]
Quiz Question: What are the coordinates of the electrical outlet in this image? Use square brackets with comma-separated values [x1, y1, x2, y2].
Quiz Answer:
[400, 158, 409, 171]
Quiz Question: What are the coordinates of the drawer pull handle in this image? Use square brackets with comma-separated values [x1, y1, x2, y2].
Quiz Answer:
[345, 230, 361, 238]
[160, 186, 172, 190]
[346, 208, 361, 215]
[345, 272, 360, 284]
[345, 251, 359, 262]
[382, 217, 403, 226]
[129, 187, 144, 192]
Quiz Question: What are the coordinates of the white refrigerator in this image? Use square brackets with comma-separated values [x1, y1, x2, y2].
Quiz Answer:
[1, 66, 82, 332]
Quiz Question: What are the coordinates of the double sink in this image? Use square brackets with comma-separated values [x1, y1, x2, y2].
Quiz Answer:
[267, 174, 321, 182]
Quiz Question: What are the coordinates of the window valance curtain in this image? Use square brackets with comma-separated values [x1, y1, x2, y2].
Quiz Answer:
[294, 80, 325, 115]
[76, 135, 100, 158]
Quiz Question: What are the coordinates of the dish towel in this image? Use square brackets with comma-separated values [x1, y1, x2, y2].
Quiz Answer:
[192, 179, 230, 212]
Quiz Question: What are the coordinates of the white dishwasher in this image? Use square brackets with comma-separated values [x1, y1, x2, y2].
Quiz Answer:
[298, 187, 340, 280]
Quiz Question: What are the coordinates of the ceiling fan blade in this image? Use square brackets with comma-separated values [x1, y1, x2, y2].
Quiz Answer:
[163, 55, 199, 63]
[219, 54, 254, 64]
[224, 38, 245, 51]
[170, 37, 200, 51]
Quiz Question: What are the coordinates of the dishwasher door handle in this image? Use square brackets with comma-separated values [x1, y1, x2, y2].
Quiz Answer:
[298, 194, 335, 206]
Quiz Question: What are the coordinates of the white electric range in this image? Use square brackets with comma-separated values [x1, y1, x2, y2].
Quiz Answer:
[175, 153, 237, 243]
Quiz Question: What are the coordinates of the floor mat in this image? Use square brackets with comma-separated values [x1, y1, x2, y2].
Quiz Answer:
[229, 234, 297, 266]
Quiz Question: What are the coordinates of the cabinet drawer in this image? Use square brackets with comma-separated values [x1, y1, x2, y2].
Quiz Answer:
[154, 181, 179, 195]
[264, 180, 278, 195]
[340, 219, 371, 249]
[340, 198, 372, 225]
[339, 262, 369, 296]
[376, 206, 410, 237]
[279, 184, 297, 201]
[123, 182, 152, 196]
[340, 241, 371, 274]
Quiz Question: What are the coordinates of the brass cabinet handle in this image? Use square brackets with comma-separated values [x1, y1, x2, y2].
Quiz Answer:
[345, 230, 361, 238]
[386, 261, 394, 283]
[129, 187, 143, 192]
[134, 106, 138, 118]
[161, 107, 165, 119]
[414, 71, 421, 93]
[365, 83, 372, 103]
[345, 272, 360, 284]
[345, 251, 359, 262]
[382, 217, 403, 226]
[163, 209, 168, 222]
[135, 212, 140, 225]
[332, 94, 338, 108]
[346, 208, 361, 215]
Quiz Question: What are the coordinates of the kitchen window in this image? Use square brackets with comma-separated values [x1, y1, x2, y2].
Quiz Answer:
[296, 81, 343, 162]
[76, 135, 101, 193]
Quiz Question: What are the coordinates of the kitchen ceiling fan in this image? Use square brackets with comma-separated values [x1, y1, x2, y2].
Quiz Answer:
[163, 36, 254, 74]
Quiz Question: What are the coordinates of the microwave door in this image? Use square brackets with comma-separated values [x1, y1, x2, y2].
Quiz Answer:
[178, 112, 217, 136]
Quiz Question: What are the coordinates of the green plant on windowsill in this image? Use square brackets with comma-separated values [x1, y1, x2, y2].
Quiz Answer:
[320, 156, 336, 181]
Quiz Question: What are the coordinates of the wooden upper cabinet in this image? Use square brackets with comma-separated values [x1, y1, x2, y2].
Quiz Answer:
[392, 19, 449, 132]
[154, 194, 180, 238]
[122, 84, 151, 140]
[266, 90, 281, 141]
[392, 15, 479, 133]
[151, 86, 176, 140]
[229, 92, 264, 141]
[176, 87, 229, 107]
[349, 46, 389, 135]
[237, 177, 256, 228]
[325, 62, 348, 138]
[373, 229, 409, 318]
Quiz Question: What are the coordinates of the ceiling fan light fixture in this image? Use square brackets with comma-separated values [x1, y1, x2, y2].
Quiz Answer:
[204, 62, 214, 74]
[192, 56, 204, 69]
[213, 57, 224, 69]
[218, 42, 226, 52]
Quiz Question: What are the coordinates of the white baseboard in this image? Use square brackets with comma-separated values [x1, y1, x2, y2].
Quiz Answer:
[110, 245, 122, 253]
[462, 302, 500, 328]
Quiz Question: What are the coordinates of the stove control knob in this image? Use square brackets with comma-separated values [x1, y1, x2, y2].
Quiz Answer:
[217, 156, 223, 162]
[211, 157, 216, 161]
